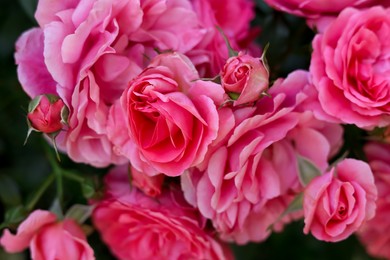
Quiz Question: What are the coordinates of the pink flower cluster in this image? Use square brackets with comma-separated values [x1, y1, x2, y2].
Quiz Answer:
[3, 0, 390, 259]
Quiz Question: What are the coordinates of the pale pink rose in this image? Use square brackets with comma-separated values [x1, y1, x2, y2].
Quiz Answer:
[188, 0, 257, 77]
[263, 0, 389, 18]
[310, 7, 390, 129]
[16, 0, 205, 167]
[357, 142, 390, 259]
[130, 165, 164, 197]
[114, 52, 224, 176]
[221, 52, 269, 106]
[92, 165, 232, 260]
[181, 70, 343, 243]
[303, 159, 377, 242]
[0, 210, 94, 260]
[27, 94, 66, 134]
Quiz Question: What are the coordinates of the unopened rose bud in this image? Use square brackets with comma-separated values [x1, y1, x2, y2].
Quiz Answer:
[27, 94, 67, 134]
[221, 52, 269, 106]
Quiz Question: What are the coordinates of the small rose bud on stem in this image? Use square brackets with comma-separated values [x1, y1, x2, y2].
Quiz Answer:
[25, 94, 69, 160]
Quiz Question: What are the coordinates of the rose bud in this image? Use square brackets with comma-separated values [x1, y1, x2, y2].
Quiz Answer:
[221, 51, 269, 106]
[27, 94, 68, 135]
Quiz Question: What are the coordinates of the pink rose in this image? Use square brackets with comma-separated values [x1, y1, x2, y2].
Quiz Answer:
[27, 94, 67, 134]
[130, 165, 164, 197]
[310, 7, 390, 129]
[357, 142, 390, 259]
[263, 0, 389, 18]
[182, 70, 343, 243]
[188, 0, 257, 77]
[92, 165, 232, 260]
[0, 210, 94, 260]
[303, 159, 377, 242]
[16, 0, 205, 167]
[113, 52, 224, 176]
[221, 52, 269, 106]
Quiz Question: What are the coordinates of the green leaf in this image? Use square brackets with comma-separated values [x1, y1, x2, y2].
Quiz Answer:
[65, 204, 94, 224]
[297, 156, 322, 187]
[0, 175, 21, 206]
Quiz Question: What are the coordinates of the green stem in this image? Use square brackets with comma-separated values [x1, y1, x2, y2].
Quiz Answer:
[26, 174, 55, 211]
[44, 142, 63, 208]
[62, 170, 85, 183]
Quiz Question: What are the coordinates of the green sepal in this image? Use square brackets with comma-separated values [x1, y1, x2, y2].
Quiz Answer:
[297, 156, 322, 187]
[216, 26, 238, 57]
[65, 204, 94, 225]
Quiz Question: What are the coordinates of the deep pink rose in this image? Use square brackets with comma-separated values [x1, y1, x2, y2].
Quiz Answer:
[188, 0, 257, 77]
[130, 165, 164, 197]
[92, 166, 232, 260]
[0, 210, 94, 260]
[114, 52, 223, 176]
[304, 159, 377, 242]
[27, 94, 66, 134]
[263, 0, 389, 18]
[16, 0, 205, 167]
[357, 142, 390, 259]
[310, 7, 390, 129]
[221, 52, 269, 106]
[182, 70, 343, 243]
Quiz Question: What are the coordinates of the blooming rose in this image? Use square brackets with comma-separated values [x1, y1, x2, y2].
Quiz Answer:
[221, 52, 269, 106]
[0, 210, 94, 260]
[92, 165, 231, 260]
[310, 7, 390, 129]
[110, 52, 223, 176]
[357, 142, 390, 259]
[303, 159, 377, 242]
[16, 0, 205, 167]
[263, 0, 389, 18]
[27, 94, 67, 134]
[182, 70, 343, 243]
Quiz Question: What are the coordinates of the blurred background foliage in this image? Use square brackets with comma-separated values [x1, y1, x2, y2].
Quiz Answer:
[0, 0, 377, 259]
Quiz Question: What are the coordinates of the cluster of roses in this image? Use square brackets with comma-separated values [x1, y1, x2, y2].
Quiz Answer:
[1, 0, 390, 259]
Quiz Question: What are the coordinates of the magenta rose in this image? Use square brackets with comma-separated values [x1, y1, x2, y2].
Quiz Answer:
[310, 7, 390, 129]
[304, 159, 377, 242]
[263, 0, 389, 18]
[357, 142, 390, 259]
[182, 70, 343, 243]
[221, 52, 269, 106]
[92, 166, 232, 260]
[16, 0, 205, 167]
[0, 210, 94, 260]
[115, 52, 223, 176]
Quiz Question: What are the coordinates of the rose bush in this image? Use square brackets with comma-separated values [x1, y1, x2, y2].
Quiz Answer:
[303, 159, 377, 242]
[310, 6, 390, 129]
[0, 210, 94, 260]
[92, 165, 231, 260]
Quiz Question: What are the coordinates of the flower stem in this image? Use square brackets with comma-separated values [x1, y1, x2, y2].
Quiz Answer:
[44, 142, 63, 208]
[26, 174, 55, 211]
